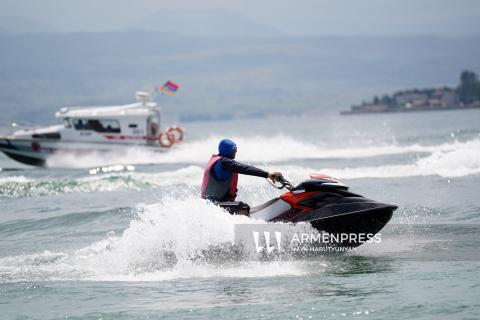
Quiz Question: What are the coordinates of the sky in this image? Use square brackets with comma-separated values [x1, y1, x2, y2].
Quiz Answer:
[1, 0, 480, 35]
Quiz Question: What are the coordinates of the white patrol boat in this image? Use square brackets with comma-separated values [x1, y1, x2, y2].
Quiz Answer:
[0, 91, 184, 166]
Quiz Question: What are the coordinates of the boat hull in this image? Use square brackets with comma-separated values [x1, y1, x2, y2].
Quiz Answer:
[0, 137, 167, 166]
[2, 150, 46, 166]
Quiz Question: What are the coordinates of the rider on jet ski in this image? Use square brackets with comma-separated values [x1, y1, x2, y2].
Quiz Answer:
[201, 139, 283, 208]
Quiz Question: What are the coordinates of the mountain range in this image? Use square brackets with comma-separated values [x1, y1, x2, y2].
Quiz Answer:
[0, 10, 281, 36]
[0, 31, 479, 125]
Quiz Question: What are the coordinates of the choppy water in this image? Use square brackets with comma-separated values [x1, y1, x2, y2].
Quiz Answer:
[1, 110, 480, 319]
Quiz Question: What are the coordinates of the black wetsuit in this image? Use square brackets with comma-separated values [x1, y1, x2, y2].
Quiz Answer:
[212, 158, 269, 180]
[207, 158, 267, 214]
[204, 157, 269, 205]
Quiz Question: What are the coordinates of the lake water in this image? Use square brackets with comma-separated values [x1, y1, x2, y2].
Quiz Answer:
[1, 109, 480, 319]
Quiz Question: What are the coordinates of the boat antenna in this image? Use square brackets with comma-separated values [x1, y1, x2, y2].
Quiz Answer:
[135, 91, 152, 106]
[151, 83, 164, 101]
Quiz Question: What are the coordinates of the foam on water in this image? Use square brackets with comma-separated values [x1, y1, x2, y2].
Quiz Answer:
[0, 195, 444, 283]
[2, 136, 479, 198]
[44, 134, 480, 168]
[0, 197, 312, 282]
[0, 166, 202, 198]
[312, 138, 480, 179]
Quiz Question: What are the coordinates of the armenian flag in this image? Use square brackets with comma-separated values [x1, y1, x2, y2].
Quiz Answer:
[160, 80, 179, 94]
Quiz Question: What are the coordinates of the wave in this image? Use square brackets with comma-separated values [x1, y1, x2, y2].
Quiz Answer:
[2, 136, 479, 199]
[0, 197, 462, 283]
[308, 137, 480, 179]
[0, 166, 201, 198]
[44, 135, 479, 168]
[0, 207, 131, 238]
[0, 198, 313, 282]
[0, 173, 149, 198]
[1, 195, 464, 283]
[240, 137, 480, 180]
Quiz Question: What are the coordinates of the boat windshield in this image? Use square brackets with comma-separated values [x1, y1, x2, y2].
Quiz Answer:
[72, 119, 121, 133]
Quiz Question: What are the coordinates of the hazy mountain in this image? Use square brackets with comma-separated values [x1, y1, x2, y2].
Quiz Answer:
[390, 14, 480, 37]
[0, 32, 479, 125]
[126, 9, 282, 37]
[0, 16, 56, 34]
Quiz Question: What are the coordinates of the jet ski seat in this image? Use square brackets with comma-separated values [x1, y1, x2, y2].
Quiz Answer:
[218, 201, 251, 216]
[250, 198, 280, 214]
[217, 198, 281, 216]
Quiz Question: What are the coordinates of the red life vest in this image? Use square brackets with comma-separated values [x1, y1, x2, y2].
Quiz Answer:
[201, 154, 238, 201]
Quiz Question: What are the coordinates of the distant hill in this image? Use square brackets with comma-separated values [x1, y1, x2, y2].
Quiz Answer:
[391, 14, 480, 37]
[0, 16, 57, 34]
[0, 32, 479, 124]
[126, 9, 282, 37]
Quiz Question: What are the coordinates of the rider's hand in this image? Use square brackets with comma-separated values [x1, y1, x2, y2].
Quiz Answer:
[268, 171, 283, 181]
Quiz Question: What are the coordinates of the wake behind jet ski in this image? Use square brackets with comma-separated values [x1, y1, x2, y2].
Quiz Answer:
[219, 174, 397, 247]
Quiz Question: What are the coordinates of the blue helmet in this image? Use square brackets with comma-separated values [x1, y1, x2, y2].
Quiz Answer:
[218, 139, 237, 158]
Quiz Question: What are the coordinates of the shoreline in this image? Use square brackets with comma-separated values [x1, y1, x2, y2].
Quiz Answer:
[340, 104, 480, 115]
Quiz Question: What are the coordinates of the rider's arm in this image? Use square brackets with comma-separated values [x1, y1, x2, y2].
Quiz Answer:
[220, 158, 269, 178]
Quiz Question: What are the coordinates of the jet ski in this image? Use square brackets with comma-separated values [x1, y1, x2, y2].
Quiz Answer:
[219, 174, 397, 247]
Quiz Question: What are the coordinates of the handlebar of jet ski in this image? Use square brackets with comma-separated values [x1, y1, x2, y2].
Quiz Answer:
[267, 175, 293, 190]
[279, 176, 293, 190]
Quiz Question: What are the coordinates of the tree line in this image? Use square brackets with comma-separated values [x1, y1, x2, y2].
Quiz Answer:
[458, 70, 480, 104]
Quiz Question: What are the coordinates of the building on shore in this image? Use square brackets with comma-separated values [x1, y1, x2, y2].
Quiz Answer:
[341, 70, 480, 115]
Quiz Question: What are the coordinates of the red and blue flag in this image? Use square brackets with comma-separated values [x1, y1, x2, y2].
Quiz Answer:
[160, 80, 179, 94]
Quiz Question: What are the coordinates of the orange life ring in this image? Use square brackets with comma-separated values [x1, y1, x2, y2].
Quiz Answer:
[166, 126, 184, 143]
[158, 131, 175, 147]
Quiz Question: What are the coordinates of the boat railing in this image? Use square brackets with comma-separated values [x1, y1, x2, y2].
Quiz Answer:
[11, 121, 39, 130]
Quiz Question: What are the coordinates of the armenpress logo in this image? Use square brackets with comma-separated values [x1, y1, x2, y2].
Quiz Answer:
[252, 231, 282, 253]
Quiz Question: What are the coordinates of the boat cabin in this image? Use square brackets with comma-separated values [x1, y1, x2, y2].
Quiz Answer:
[53, 92, 161, 145]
